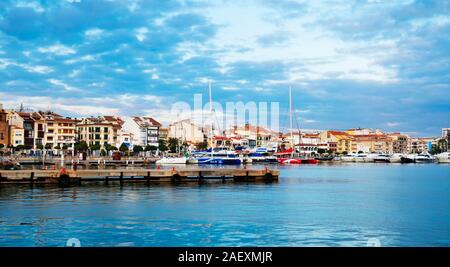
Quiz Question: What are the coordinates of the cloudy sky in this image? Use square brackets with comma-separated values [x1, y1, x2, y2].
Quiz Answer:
[0, 0, 449, 136]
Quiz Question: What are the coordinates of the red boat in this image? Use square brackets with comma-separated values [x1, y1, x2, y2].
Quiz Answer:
[277, 158, 302, 164]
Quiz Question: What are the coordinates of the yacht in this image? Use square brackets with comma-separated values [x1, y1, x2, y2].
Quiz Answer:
[401, 154, 416, 163]
[414, 153, 435, 163]
[341, 154, 356, 162]
[373, 154, 391, 163]
[354, 154, 374, 162]
[156, 157, 187, 165]
[389, 153, 404, 163]
[436, 152, 450, 163]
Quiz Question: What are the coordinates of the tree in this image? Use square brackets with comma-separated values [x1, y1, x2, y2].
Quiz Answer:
[168, 138, 179, 153]
[158, 139, 168, 152]
[74, 141, 88, 152]
[105, 144, 118, 151]
[90, 143, 101, 151]
[62, 144, 68, 150]
[317, 148, 326, 154]
[54, 145, 61, 150]
[145, 144, 157, 152]
[119, 143, 129, 153]
[36, 144, 44, 150]
[0, 144, 4, 149]
[195, 141, 208, 151]
[100, 149, 107, 157]
[45, 143, 52, 149]
[342, 151, 348, 155]
[133, 145, 143, 155]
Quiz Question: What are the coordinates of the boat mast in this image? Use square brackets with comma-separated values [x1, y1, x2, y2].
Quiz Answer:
[289, 87, 294, 157]
[209, 81, 213, 158]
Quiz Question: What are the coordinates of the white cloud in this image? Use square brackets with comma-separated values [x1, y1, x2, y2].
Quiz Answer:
[48, 79, 80, 92]
[386, 122, 399, 127]
[64, 55, 95, 64]
[16, 1, 45, 13]
[38, 44, 76, 56]
[84, 28, 104, 38]
[135, 27, 149, 42]
[151, 73, 160, 80]
[0, 59, 53, 74]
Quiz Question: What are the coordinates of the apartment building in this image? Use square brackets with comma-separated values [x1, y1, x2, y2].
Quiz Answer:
[40, 111, 78, 150]
[0, 104, 9, 147]
[122, 116, 162, 147]
[77, 116, 123, 148]
[168, 119, 205, 144]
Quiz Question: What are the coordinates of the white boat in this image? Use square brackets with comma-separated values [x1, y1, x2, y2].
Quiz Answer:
[341, 154, 356, 162]
[414, 153, 435, 163]
[389, 153, 404, 163]
[156, 157, 187, 164]
[373, 154, 391, 163]
[354, 154, 373, 162]
[436, 152, 450, 163]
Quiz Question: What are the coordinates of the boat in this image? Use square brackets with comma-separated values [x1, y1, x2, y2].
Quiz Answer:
[341, 154, 356, 162]
[400, 154, 415, 163]
[248, 152, 278, 163]
[278, 158, 302, 164]
[414, 153, 435, 163]
[373, 154, 391, 163]
[315, 155, 334, 161]
[156, 157, 187, 164]
[389, 153, 404, 163]
[0, 157, 21, 170]
[197, 157, 242, 165]
[301, 158, 319, 164]
[436, 152, 450, 163]
[353, 153, 375, 162]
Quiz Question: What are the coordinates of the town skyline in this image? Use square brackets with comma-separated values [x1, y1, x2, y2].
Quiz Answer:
[1, 1, 449, 136]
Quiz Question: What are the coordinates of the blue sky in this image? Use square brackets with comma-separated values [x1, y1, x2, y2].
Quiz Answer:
[0, 0, 449, 136]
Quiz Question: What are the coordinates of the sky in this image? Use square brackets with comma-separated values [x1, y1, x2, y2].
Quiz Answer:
[0, 0, 449, 136]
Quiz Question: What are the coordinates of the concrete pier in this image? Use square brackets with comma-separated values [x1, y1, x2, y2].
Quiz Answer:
[0, 168, 279, 186]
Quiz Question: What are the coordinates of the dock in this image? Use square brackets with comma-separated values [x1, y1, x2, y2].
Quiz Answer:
[0, 168, 279, 186]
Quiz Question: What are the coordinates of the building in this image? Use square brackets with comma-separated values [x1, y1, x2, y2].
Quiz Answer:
[168, 119, 205, 144]
[443, 128, 450, 151]
[387, 133, 410, 153]
[227, 123, 279, 149]
[14, 112, 45, 149]
[122, 116, 162, 147]
[0, 104, 9, 147]
[77, 116, 123, 148]
[6, 111, 25, 147]
[350, 134, 393, 153]
[158, 127, 169, 141]
[408, 137, 438, 153]
[39, 111, 78, 150]
[320, 130, 352, 154]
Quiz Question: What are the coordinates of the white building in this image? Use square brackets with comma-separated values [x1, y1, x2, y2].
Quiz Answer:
[121, 116, 161, 147]
[168, 119, 205, 144]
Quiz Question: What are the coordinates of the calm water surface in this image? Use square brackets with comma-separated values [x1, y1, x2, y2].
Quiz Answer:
[0, 163, 449, 247]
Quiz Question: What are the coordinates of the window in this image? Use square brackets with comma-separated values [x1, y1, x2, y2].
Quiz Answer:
[0, 133, 3, 140]
[104, 127, 108, 132]
[95, 127, 101, 133]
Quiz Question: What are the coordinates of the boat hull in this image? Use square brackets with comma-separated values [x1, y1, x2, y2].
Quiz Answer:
[197, 158, 242, 165]
[278, 158, 302, 164]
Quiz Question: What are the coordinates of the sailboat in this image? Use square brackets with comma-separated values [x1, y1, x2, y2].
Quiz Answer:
[196, 82, 242, 165]
[276, 87, 317, 164]
[156, 116, 187, 165]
